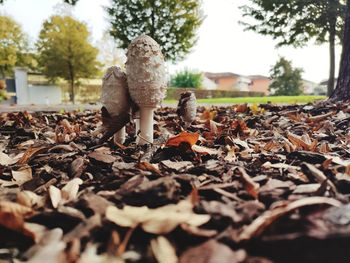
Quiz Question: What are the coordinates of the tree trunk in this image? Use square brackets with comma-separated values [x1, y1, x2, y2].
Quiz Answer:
[330, 0, 350, 101]
[327, 0, 337, 96]
[70, 78, 75, 104]
[68, 60, 75, 104]
[328, 27, 336, 96]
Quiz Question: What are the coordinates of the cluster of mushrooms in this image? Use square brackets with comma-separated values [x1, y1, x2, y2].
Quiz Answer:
[100, 35, 196, 145]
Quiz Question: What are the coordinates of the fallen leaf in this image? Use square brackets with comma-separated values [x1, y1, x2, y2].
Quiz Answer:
[88, 151, 117, 165]
[235, 103, 248, 113]
[137, 162, 161, 175]
[179, 240, 242, 263]
[106, 199, 210, 234]
[17, 191, 45, 208]
[166, 132, 199, 147]
[12, 166, 33, 185]
[61, 178, 83, 203]
[237, 167, 260, 199]
[49, 185, 62, 208]
[239, 196, 342, 241]
[24, 228, 65, 263]
[161, 160, 194, 172]
[0, 152, 18, 166]
[17, 146, 48, 165]
[0, 201, 33, 235]
[191, 144, 219, 155]
[151, 236, 178, 263]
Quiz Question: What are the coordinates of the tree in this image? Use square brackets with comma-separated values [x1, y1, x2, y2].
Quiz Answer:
[0, 15, 30, 78]
[269, 57, 304, 96]
[106, 0, 204, 61]
[331, 0, 350, 101]
[36, 15, 100, 103]
[240, 0, 346, 96]
[171, 69, 202, 88]
[97, 32, 126, 72]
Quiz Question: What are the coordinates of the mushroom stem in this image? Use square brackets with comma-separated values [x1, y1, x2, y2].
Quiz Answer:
[139, 107, 154, 145]
[114, 127, 126, 144]
[134, 111, 140, 144]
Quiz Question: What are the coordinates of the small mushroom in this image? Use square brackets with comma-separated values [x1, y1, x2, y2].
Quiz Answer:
[100, 66, 132, 144]
[176, 91, 197, 128]
[126, 35, 167, 144]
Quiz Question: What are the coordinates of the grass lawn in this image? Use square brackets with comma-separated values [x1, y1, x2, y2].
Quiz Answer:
[164, 95, 326, 105]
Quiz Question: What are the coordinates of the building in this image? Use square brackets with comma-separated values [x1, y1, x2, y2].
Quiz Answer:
[203, 72, 271, 95]
[317, 79, 337, 95]
[248, 75, 271, 96]
[204, 72, 252, 91]
[302, 80, 320, 95]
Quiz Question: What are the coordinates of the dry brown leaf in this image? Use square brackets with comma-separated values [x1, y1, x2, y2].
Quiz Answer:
[137, 162, 161, 175]
[191, 144, 219, 155]
[24, 228, 66, 263]
[0, 201, 33, 234]
[179, 240, 241, 263]
[61, 178, 83, 203]
[161, 160, 194, 172]
[235, 103, 248, 113]
[12, 166, 32, 185]
[17, 191, 45, 208]
[237, 167, 259, 199]
[239, 196, 342, 241]
[200, 109, 216, 121]
[49, 185, 62, 208]
[151, 236, 178, 263]
[303, 163, 338, 193]
[287, 132, 317, 151]
[306, 111, 334, 123]
[106, 199, 210, 234]
[0, 152, 18, 166]
[230, 119, 249, 134]
[88, 151, 117, 164]
[17, 146, 48, 165]
[165, 132, 199, 147]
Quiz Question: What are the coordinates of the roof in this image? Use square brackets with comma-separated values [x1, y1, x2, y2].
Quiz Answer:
[320, 78, 338, 85]
[248, 75, 270, 80]
[204, 72, 240, 80]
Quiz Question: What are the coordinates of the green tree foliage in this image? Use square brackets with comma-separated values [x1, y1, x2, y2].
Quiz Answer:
[36, 15, 100, 103]
[171, 69, 202, 88]
[269, 57, 303, 96]
[0, 15, 31, 78]
[240, 0, 346, 96]
[107, 0, 204, 61]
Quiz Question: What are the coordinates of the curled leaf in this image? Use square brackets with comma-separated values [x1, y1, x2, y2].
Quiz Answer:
[166, 132, 199, 147]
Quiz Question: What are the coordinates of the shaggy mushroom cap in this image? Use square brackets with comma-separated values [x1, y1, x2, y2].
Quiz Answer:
[126, 35, 167, 108]
[101, 66, 130, 116]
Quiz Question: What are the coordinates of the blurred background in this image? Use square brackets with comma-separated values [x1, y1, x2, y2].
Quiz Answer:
[0, 0, 344, 106]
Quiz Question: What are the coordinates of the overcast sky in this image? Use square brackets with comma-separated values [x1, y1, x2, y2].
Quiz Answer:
[0, 0, 342, 83]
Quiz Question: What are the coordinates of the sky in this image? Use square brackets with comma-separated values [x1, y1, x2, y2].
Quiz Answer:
[0, 0, 342, 83]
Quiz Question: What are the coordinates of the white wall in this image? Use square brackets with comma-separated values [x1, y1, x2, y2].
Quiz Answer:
[15, 68, 29, 105]
[28, 85, 62, 105]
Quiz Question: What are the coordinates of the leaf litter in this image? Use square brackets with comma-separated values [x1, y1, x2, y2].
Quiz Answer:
[0, 101, 350, 262]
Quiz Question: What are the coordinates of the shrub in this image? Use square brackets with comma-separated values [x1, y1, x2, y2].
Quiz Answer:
[170, 69, 202, 89]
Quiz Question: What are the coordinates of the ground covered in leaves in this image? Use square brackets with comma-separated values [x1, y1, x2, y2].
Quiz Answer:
[0, 101, 350, 263]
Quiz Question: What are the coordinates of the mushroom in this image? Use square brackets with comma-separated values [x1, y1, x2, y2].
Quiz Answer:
[176, 91, 197, 128]
[100, 66, 132, 144]
[126, 35, 167, 145]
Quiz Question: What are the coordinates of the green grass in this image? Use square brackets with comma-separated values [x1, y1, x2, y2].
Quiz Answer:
[164, 95, 326, 105]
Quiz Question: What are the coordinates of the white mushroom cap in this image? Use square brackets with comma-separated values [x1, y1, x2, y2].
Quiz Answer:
[101, 66, 131, 116]
[126, 35, 167, 108]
